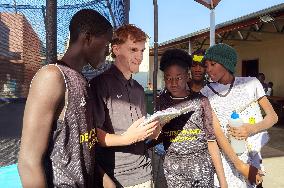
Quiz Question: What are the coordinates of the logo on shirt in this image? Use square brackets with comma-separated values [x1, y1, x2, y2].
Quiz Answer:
[80, 97, 86, 107]
[163, 129, 201, 143]
[80, 128, 98, 150]
[117, 94, 122, 99]
[249, 117, 256, 124]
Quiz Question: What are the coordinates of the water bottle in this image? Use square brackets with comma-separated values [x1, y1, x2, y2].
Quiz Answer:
[229, 111, 246, 155]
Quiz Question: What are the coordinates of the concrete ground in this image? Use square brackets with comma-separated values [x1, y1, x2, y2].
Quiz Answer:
[0, 102, 23, 166]
[151, 125, 284, 188]
[262, 125, 284, 188]
[1, 101, 284, 187]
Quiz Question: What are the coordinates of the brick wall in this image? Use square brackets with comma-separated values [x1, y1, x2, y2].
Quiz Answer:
[0, 13, 43, 99]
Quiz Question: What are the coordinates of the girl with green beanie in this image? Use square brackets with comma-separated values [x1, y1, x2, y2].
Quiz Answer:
[201, 43, 278, 188]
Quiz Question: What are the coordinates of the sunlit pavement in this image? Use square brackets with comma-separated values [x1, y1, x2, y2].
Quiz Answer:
[262, 126, 284, 187]
[1, 102, 284, 187]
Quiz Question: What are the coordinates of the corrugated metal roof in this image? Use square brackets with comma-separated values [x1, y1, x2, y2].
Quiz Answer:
[155, 3, 284, 48]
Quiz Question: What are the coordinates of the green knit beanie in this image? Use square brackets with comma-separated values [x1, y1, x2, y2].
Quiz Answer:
[203, 43, 237, 74]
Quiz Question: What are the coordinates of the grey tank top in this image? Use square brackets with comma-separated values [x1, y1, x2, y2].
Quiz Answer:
[44, 63, 96, 187]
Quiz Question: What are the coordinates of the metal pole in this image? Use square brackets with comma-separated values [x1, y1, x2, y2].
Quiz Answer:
[42, 5, 47, 31]
[188, 39, 192, 54]
[106, 0, 117, 28]
[210, 8, 215, 46]
[13, 0, 18, 14]
[46, 0, 57, 64]
[124, 0, 130, 24]
[210, 0, 215, 46]
[152, 2, 158, 186]
[153, 0, 158, 112]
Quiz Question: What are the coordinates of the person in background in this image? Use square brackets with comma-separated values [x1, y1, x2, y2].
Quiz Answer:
[257, 73, 268, 93]
[188, 49, 207, 93]
[18, 9, 113, 187]
[266, 82, 273, 96]
[201, 43, 278, 188]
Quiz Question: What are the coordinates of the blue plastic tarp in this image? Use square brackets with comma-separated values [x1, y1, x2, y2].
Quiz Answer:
[0, 164, 22, 188]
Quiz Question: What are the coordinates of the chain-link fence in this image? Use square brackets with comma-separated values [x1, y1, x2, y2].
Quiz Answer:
[0, 0, 128, 167]
[0, 0, 127, 99]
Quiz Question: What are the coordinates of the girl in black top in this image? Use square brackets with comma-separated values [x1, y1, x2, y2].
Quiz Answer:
[155, 49, 227, 188]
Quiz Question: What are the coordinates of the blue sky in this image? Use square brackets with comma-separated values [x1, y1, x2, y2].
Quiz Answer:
[129, 0, 284, 44]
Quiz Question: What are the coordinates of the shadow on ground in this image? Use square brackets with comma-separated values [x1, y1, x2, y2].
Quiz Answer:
[0, 102, 24, 166]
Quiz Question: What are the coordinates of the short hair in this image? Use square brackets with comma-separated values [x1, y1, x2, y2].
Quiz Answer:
[160, 49, 192, 72]
[111, 24, 147, 58]
[69, 9, 112, 44]
[258, 73, 265, 77]
[258, 73, 265, 80]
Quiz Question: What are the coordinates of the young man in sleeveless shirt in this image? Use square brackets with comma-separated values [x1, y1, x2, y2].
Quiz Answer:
[18, 9, 113, 187]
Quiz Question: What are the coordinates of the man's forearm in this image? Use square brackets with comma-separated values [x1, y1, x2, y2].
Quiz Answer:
[18, 161, 46, 188]
[97, 128, 131, 147]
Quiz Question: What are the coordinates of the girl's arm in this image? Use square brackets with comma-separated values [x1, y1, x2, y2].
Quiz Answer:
[207, 140, 227, 188]
[256, 96, 278, 131]
[212, 111, 263, 185]
[230, 96, 278, 139]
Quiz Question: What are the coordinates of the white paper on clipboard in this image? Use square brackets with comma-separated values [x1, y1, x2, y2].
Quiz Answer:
[140, 106, 193, 127]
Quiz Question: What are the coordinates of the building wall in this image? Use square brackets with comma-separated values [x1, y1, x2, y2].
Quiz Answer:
[235, 35, 284, 96]
[0, 13, 42, 98]
[150, 35, 284, 96]
[133, 39, 150, 89]
[149, 55, 164, 90]
[22, 16, 42, 97]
